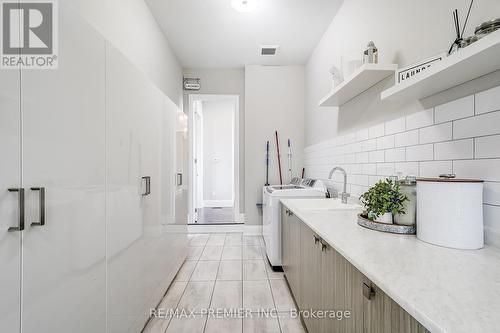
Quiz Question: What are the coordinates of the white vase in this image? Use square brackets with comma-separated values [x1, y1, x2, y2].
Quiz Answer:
[375, 212, 393, 224]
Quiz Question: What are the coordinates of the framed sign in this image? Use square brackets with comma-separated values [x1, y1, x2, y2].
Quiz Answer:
[396, 53, 446, 84]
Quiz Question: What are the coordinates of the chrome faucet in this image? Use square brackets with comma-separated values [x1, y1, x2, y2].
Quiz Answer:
[328, 166, 350, 204]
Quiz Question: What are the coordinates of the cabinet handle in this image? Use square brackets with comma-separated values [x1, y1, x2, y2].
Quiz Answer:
[31, 187, 46, 227]
[363, 283, 376, 300]
[176, 173, 183, 186]
[142, 176, 151, 196]
[8, 188, 25, 232]
[314, 235, 320, 244]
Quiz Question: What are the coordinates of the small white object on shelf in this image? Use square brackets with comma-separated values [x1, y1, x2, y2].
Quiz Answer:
[319, 63, 398, 107]
[381, 29, 500, 102]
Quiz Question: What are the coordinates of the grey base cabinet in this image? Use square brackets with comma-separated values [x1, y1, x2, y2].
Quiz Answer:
[281, 205, 430, 333]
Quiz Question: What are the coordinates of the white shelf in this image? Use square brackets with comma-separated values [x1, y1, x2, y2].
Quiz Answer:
[381, 29, 500, 102]
[319, 63, 398, 107]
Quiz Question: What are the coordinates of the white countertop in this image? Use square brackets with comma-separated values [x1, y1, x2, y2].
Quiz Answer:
[281, 198, 500, 333]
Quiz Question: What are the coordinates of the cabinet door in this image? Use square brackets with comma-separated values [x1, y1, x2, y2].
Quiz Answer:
[282, 206, 301, 302]
[299, 222, 322, 333]
[282, 207, 291, 275]
[0, 60, 22, 333]
[21, 5, 106, 333]
[321, 243, 364, 333]
[362, 278, 430, 333]
[289, 212, 302, 304]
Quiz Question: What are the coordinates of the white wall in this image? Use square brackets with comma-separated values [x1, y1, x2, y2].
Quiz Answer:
[202, 100, 235, 206]
[63, 0, 183, 107]
[245, 65, 305, 225]
[304, 0, 500, 247]
[305, 0, 500, 145]
[183, 69, 245, 213]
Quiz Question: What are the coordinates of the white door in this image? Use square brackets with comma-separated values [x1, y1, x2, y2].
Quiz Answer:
[21, 5, 106, 333]
[193, 105, 203, 214]
[0, 61, 22, 333]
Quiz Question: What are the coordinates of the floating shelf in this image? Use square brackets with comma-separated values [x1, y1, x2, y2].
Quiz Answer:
[381, 29, 500, 102]
[319, 63, 398, 107]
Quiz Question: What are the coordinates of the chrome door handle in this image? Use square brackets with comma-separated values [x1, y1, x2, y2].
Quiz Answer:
[31, 187, 45, 227]
[142, 176, 151, 196]
[363, 283, 376, 300]
[8, 188, 25, 232]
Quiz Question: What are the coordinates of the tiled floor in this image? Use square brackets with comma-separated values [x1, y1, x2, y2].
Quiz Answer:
[143, 233, 306, 333]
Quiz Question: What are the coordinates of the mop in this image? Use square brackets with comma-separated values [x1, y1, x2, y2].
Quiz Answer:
[265, 141, 270, 186]
[287, 139, 293, 183]
[275, 131, 283, 185]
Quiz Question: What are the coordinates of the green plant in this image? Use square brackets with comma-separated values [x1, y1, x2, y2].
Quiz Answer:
[359, 178, 408, 220]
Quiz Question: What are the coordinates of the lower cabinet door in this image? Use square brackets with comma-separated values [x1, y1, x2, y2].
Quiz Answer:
[21, 4, 106, 333]
[321, 242, 364, 333]
[299, 222, 322, 333]
[362, 278, 430, 333]
[0, 58, 22, 333]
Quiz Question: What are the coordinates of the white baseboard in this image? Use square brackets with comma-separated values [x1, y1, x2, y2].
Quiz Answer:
[203, 200, 233, 207]
[188, 224, 244, 233]
[186, 223, 262, 235]
[244, 225, 263, 235]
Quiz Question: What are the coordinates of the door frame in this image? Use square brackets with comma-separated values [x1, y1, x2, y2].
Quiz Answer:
[188, 94, 240, 224]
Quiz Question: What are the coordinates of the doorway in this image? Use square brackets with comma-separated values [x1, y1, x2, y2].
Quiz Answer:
[188, 94, 241, 225]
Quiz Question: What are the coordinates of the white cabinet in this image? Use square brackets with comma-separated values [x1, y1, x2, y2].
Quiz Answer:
[0, 4, 185, 333]
[0, 63, 22, 333]
[106, 44, 186, 333]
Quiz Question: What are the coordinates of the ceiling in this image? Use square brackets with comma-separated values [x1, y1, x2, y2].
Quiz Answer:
[145, 0, 343, 68]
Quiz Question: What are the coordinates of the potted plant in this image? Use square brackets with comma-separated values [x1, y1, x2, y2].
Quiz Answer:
[359, 179, 408, 224]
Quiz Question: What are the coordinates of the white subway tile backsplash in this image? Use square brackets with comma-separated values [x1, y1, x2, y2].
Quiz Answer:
[453, 159, 500, 181]
[435, 95, 474, 123]
[362, 163, 377, 175]
[406, 144, 433, 161]
[484, 182, 500, 206]
[406, 109, 434, 130]
[376, 135, 395, 150]
[385, 117, 406, 135]
[369, 150, 385, 163]
[362, 139, 377, 152]
[355, 152, 369, 163]
[484, 205, 500, 248]
[394, 162, 419, 177]
[305, 88, 500, 248]
[476, 85, 500, 115]
[419, 123, 452, 144]
[475, 135, 500, 158]
[376, 163, 395, 176]
[385, 148, 406, 162]
[356, 128, 370, 142]
[368, 124, 385, 138]
[353, 175, 369, 186]
[369, 175, 385, 186]
[419, 161, 453, 178]
[453, 110, 500, 139]
[434, 139, 474, 160]
[395, 130, 418, 147]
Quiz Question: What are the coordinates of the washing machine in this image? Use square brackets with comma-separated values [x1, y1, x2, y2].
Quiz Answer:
[262, 178, 326, 269]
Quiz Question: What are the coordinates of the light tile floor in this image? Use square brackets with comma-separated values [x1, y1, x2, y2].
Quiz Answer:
[143, 233, 306, 333]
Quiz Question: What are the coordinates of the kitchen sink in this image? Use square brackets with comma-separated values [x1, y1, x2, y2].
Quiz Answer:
[288, 198, 362, 211]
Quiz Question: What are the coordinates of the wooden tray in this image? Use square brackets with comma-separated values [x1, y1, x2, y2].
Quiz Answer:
[357, 214, 416, 235]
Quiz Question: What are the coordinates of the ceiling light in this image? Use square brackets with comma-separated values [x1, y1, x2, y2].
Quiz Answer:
[231, 0, 260, 13]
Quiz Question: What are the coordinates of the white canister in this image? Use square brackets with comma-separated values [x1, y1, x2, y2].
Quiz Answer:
[417, 177, 484, 250]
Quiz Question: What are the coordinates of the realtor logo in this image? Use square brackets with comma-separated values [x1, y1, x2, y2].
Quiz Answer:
[1, 0, 58, 69]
